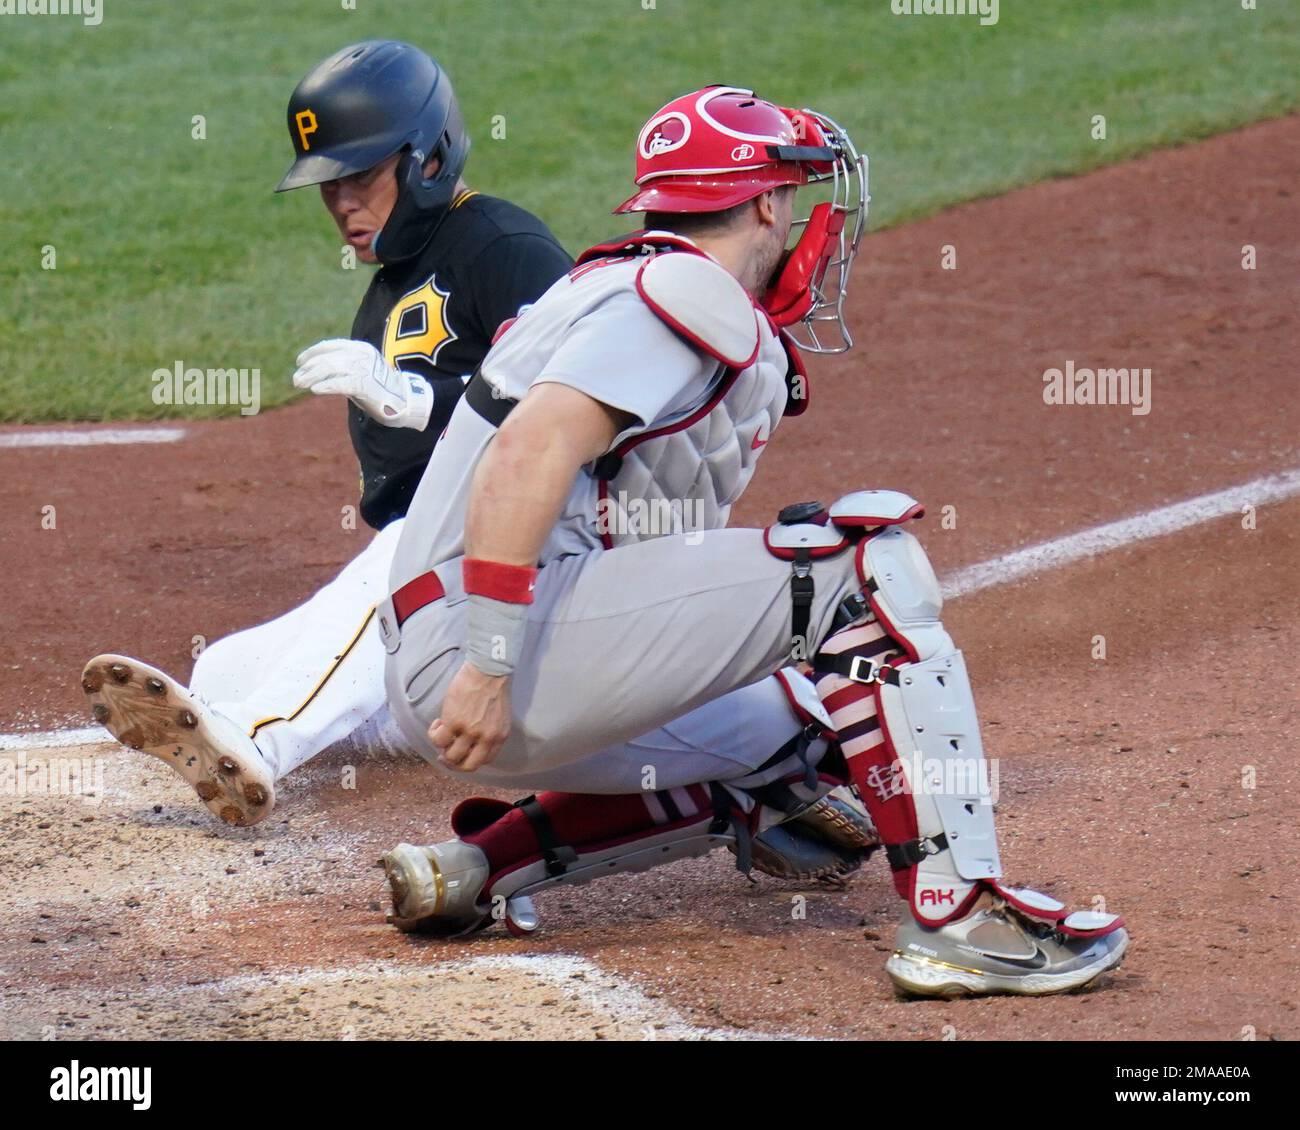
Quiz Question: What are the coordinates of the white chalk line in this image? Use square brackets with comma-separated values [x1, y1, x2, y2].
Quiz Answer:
[0, 725, 107, 751]
[151, 954, 782, 1040]
[3, 464, 1297, 758]
[942, 465, 1300, 599]
[0, 427, 185, 449]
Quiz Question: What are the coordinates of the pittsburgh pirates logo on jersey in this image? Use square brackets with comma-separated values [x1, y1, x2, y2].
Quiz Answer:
[383, 277, 457, 378]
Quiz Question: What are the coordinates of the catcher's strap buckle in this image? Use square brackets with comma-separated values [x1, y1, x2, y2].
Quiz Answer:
[885, 833, 949, 871]
[812, 642, 903, 685]
[848, 654, 896, 685]
[830, 590, 869, 633]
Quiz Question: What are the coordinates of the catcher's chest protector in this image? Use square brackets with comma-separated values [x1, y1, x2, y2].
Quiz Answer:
[589, 243, 789, 548]
[597, 349, 786, 547]
[480, 237, 792, 552]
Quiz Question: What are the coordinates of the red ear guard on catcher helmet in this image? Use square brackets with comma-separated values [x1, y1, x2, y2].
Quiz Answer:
[763, 201, 845, 326]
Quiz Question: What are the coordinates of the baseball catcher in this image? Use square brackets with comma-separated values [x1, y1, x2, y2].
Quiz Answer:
[375, 85, 1130, 997]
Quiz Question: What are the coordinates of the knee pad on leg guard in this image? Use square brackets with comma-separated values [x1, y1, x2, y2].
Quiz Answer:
[764, 491, 927, 662]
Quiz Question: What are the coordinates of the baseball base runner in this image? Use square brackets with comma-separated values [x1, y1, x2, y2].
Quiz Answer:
[82, 40, 572, 825]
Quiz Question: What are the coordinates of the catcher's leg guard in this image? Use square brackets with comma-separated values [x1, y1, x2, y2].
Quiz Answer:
[792, 494, 1128, 995]
[382, 786, 737, 936]
[382, 763, 877, 935]
[813, 525, 998, 922]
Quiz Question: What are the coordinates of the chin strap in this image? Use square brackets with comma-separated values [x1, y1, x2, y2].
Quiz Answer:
[373, 144, 470, 263]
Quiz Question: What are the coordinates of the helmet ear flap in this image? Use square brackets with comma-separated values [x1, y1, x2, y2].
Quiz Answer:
[372, 128, 471, 263]
[762, 202, 843, 325]
[432, 85, 471, 186]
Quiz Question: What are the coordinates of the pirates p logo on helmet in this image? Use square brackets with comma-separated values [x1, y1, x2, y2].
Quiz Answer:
[275, 39, 471, 263]
[294, 109, 318, 152]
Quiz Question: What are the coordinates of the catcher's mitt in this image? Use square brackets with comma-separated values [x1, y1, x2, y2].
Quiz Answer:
[739, 788, 881, 882]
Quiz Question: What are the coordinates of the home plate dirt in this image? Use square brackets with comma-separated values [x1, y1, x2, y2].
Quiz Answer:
[0, 743, 745, 1040]
[5, 952, 731, 1042]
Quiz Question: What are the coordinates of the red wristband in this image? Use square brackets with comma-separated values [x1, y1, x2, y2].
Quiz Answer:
[462, 557, 539, 604]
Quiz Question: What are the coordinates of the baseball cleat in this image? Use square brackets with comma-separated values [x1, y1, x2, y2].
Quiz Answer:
[884, 891, 1130, 998]
[381, 839, 492, 934]
[380, 839, 542, 937]
[82, 653, 275, 826]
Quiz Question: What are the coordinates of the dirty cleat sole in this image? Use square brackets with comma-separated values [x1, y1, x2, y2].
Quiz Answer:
[82, 653, 274, 826]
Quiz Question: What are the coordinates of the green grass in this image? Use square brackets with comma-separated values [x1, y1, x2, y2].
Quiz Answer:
[0, 0, 1296, 421]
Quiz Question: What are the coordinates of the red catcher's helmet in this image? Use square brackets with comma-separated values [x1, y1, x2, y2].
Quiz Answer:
[614, 86, 830, 215]
[616, 85, 870, 356]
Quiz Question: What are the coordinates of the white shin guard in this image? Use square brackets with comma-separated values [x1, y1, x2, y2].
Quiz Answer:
[814, 502, 1122, 938]
[806, 500, 1005, 925]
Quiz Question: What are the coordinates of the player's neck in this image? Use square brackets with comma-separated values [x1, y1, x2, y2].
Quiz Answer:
[691, 232, 763, 297]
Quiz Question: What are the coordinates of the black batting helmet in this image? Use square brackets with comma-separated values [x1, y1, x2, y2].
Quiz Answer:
[276, 39, 471, 263]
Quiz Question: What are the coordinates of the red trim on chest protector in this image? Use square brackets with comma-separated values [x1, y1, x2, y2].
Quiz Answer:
[573, 230, 706, 267]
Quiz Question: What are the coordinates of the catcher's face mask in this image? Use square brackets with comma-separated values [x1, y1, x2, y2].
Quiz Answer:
[761, 108, 868, 355]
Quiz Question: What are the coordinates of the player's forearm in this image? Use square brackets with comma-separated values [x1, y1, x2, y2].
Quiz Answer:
[465, 421, 586, 566]
[459, 427, 579, 678]
[460, 385, 625, 678]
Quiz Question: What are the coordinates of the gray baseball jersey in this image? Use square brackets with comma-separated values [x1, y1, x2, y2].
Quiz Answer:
[388, 249, 786, 588]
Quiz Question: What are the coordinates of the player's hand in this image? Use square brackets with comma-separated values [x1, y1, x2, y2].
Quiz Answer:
[292, 339, 434, 431]
[429, 660, 512, 772]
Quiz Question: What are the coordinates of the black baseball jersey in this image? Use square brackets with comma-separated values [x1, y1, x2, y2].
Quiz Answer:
[348, 191, 572, 529]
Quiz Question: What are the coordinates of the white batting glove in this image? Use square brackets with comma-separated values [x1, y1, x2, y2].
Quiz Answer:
[292, 339, 434, 431]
